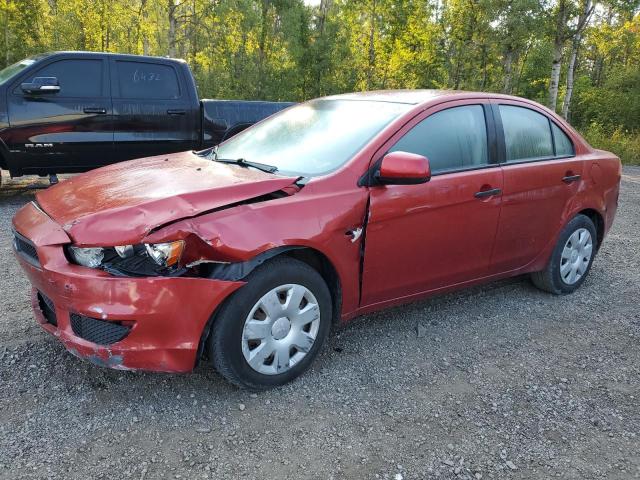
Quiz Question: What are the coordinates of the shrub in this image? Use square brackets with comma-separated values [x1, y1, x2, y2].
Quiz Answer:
[580, 123, 640, 166]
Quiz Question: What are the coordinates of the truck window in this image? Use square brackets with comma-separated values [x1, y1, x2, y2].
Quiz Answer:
[18, 59, 103, 97]
[116, 61, 180, 100]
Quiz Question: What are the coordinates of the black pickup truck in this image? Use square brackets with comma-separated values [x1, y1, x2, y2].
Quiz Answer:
[0, 51, 293, 185]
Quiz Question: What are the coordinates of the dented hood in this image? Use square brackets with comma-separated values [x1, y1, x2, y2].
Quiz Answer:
[35, 151, 297, 245]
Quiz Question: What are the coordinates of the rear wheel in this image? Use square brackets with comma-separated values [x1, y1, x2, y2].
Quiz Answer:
[531, 214, 597, 294]
[208, 257, 332, 390]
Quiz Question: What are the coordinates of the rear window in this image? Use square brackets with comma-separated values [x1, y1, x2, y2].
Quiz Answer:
[116, 61, 180, 99]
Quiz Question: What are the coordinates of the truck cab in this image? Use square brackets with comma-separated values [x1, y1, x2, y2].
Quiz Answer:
[0, 51, 293, 183]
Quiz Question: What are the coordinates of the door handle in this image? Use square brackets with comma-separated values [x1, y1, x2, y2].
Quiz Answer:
[83, 107, 107, 114]
[562, 174, 581, 184]
[474, 188, 502, 199]
[167, 109, 186, 115]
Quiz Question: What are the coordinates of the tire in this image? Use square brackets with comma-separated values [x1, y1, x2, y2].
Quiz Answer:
[531, 214, 597, 295]
[208, 256, 332, 390]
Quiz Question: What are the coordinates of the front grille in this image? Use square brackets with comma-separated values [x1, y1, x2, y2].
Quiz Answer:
[70, 313, 131, 346]
[37, 292, 57, 326]
[13, 231, 40, 267]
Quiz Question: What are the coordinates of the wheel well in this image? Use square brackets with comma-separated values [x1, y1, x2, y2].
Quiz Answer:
[578, 209, 604, 248]
[194, 246, 343, 368]
[0, 149, 7, 170]
[282, 248, 342, 326]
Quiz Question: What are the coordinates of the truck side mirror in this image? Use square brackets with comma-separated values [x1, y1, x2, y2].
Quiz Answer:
[21, 77, 60, 94]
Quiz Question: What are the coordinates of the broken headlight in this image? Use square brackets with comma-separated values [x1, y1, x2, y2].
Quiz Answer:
[68, 246, 105, 268]
[66, 241, 186, 275]
[144, 241, 185, 267]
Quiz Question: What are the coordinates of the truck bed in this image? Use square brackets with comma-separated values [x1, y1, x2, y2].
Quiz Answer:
[202, 100, 295, 147]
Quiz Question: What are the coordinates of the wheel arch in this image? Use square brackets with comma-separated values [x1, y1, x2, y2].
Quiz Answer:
[577, 208, 605, 249]
[278, 247, 343, 327]
[194, 245, 343, 368]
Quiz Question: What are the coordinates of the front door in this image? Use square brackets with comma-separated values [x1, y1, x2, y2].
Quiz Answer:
[5, 56, 113, 173]
[361, 102, 503, 306]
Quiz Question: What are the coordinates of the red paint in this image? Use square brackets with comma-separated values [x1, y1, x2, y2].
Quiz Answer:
[12, 90, 621, 373]
[34, 151, 299, 246]
[378, 151, 431, 182]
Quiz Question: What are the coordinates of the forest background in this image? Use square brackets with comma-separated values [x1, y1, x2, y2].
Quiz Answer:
[1, 0, 638, 163]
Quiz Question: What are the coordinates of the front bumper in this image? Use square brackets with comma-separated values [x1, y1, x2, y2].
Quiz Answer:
[13, 202, 244, 373]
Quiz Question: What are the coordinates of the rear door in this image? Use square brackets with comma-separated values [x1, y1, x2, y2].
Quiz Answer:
[5, 55, 113, 172]
[110, 58, 199, 161]
[361, 101, 504, 306]
[489, 101, 583, 273]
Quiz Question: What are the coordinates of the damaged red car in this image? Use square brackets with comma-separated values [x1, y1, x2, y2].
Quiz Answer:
[12, 90, 621, 389]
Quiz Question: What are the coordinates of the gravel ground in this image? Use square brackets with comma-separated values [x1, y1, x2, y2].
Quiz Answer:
[0, 168, 639, 480]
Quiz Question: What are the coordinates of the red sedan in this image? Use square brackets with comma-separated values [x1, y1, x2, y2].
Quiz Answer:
[12, 90, 621, 389]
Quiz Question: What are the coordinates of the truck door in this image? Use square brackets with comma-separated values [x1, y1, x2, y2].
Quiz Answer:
[5, 56, 113, 173]
[110, 58, 199, 161]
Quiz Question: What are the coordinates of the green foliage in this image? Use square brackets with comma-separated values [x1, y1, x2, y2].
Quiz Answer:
[0, 0, 638, 163]
[581, 122, 640, 165]
[572, 68, 640, 130]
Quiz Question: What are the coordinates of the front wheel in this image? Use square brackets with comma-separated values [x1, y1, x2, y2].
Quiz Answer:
[208, 257, 332, 390]
[531, 214, 597, 295]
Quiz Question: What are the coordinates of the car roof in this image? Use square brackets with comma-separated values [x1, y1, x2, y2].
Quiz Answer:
[36, 51, 187, 64]
[322, 89, 523, 106]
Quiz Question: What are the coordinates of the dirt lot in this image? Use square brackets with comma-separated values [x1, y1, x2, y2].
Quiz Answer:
[0, 168, 638, 480]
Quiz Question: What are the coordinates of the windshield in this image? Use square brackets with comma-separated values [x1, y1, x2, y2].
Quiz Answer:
[215, 99, 411, 176]
[0, 56, 42, 85]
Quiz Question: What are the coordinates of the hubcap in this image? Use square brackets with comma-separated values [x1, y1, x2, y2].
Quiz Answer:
[241, 284, 321, 375]
[560, 228, 593, 285]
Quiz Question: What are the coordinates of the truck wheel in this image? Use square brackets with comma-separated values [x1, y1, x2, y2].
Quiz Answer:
[208, 256, 332, 390]
[531, 214, 597, 295]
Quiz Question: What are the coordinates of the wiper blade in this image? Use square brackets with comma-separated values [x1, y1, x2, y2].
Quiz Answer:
[215, 157, 278, 174]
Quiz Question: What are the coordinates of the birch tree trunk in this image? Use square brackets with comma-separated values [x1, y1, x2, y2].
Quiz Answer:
[3, 1, 9, 66]
[168, 0, 177, 57]
[141, 0, 149, 56]
[561, 39, 578, 119]
[257, 0, 269, 97]
[503, 49, 514, 93]
[366, 0, 377, 89]
[562, 0, 593, 119]
[548, 0, 567, 111]
[314, 0, 330, 96]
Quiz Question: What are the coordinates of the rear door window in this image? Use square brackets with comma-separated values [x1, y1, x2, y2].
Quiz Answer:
[19, 59, 103, 97]
[499, 105, 554, 161]
[115, 61, 180, 99]
[551, 122, 575, 157]
[390, 105, 489, 174]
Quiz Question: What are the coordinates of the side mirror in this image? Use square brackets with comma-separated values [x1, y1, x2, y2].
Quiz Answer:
[375, 151, 431, 185]
[21, 77, 60, 94]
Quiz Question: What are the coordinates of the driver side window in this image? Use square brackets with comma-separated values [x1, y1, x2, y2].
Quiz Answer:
[390, 105, 489, 174]
[16, 59, 103, 98]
